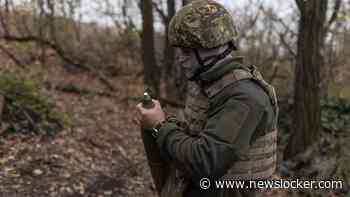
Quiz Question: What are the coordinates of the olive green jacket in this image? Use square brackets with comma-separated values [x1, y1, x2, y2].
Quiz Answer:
[156, 61, 277, 197]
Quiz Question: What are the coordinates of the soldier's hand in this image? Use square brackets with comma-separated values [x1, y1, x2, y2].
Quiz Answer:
[136, 100, 165, 129]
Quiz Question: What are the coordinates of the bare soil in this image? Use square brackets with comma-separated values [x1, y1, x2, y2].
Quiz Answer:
[0, 65, 155, 197]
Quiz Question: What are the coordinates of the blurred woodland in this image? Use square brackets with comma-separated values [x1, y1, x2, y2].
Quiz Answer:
[0, 0, 349, 196]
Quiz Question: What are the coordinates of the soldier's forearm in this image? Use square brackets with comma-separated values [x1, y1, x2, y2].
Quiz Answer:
[156, 120, 239, 181]
[156, 97, 265, 182]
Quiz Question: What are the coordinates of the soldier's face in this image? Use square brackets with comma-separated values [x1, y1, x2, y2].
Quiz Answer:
[177, 48, 200, 79]
[177, 48, 192, 65]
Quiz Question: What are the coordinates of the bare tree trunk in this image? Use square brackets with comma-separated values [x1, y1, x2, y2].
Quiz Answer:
[0, 95, 4, 122]
[141, 0, 160, 97]
[164, 0, 195, 102]
[284, 0, 328, 159]
[164, 0, 178, 99]
[164, 0, 175, 72]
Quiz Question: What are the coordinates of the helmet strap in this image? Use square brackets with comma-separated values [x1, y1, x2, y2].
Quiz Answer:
[193, 48, 205, 67]
[189, 42, 235, 81]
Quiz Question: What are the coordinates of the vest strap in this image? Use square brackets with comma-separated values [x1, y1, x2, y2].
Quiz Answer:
[252, 130, 278, 147]
[247, 142, 276, 156]
[221, 163, 276, 181]
[204, 66, 278, 118]
[228, 154, 276, 173]
[204, 68, 253, 97]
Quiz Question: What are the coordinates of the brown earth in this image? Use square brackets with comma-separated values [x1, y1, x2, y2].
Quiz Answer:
[0, 63, 157, 197]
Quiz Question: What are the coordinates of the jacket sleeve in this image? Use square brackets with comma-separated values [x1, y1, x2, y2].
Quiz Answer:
[156, 97, 264, 181]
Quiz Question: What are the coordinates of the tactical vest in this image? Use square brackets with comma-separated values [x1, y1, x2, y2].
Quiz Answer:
[187, 65, 278, 180]
[161, 65, 278, 197]
[160, 81, 209, 197]
[184, 81, 209, 135]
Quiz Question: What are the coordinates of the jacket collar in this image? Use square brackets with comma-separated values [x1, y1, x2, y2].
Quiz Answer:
[198, 56, 244, 83]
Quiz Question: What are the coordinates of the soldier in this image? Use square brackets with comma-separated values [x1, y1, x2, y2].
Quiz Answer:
[136, 0, 279, 197]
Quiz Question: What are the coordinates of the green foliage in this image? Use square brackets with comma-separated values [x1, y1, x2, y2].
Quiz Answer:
[0, 72, 68, 135]
[321, 97, 350, 133]
[278, 97, 350, 143]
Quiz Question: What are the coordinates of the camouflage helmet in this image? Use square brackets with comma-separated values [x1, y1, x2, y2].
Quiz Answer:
[168, 0, 238, 49]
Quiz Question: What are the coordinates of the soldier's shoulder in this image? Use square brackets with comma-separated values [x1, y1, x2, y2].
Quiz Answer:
[211, 79, 271, 108]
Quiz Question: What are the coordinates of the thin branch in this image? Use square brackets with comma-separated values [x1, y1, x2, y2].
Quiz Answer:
[326, 0, 342, 30]
[0, 44, 26, 68]
[55, 83, 116, 98]
[238, 3, 263, 42]
[0, 0, 10, 36]
[152, 2, 168, 25]
[0, 94, 4, 122]
[1, 35, 116, 91]
[268, 65, 279, 84]
[260, 6, 297, 37]
[259, 5, 297, 58]
[279, 32, 297, 58]
[276, 18, 297, 37]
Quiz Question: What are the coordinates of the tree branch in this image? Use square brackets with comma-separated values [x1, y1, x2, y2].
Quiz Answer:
[326, 0, 342, 30]
[261, 6, 297, 37]
[1, 35, 116, 91]
[259, 5, 297, 58]
[279, 32, 297, 58]
[0, 94, 4, 123]
[152, 2, 168, 25]
[295, 0, 305, 12]
[0, 0, 10, 36]
[268, 65, 279, 84]
[238, 3, 263, 43]
[0, 44, 26, 68]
